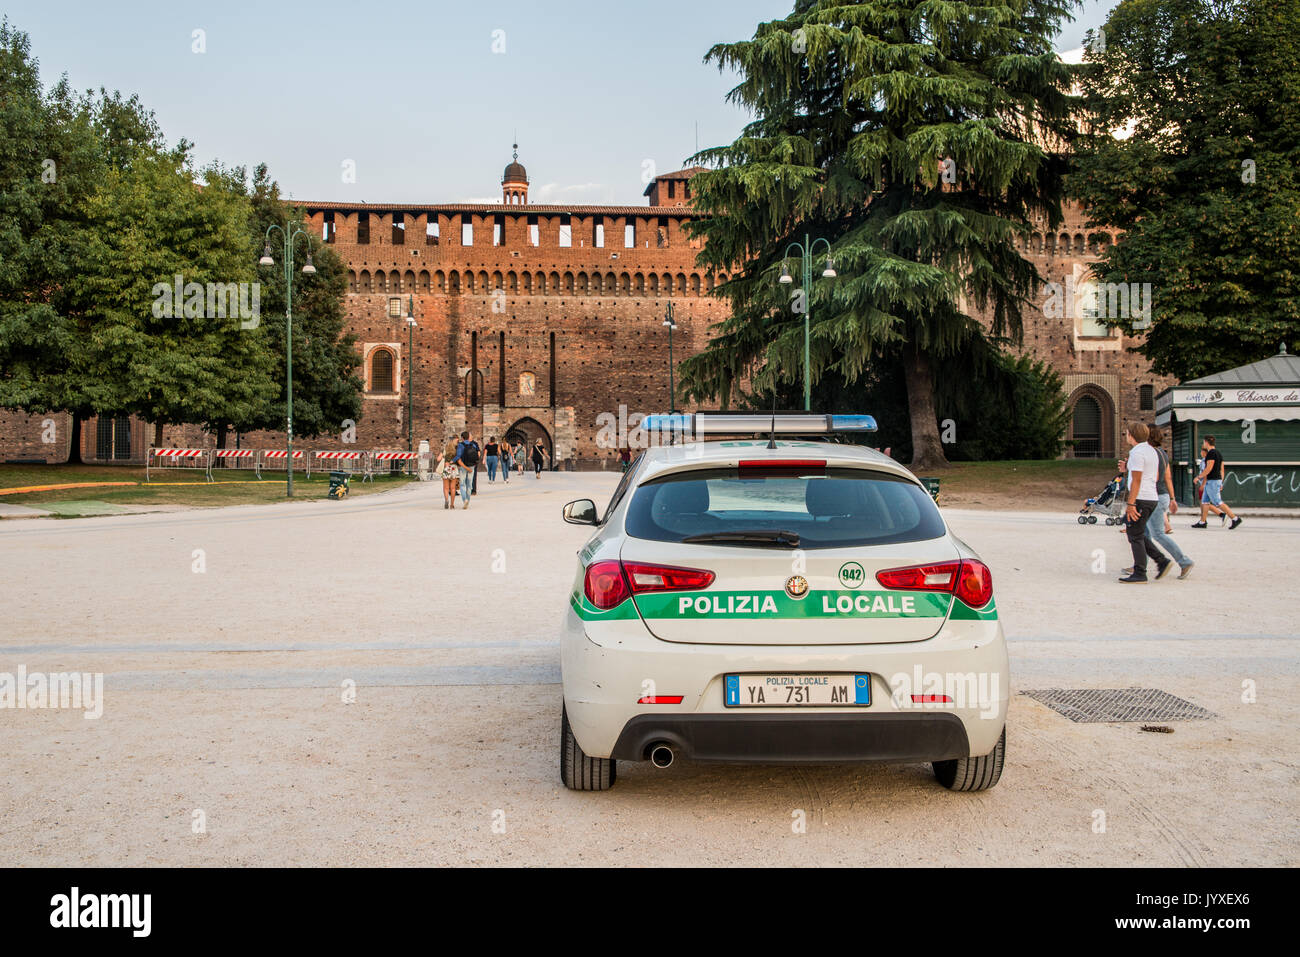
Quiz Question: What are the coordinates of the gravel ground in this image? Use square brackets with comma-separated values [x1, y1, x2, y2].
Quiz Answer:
[0, 471, 1296, 866]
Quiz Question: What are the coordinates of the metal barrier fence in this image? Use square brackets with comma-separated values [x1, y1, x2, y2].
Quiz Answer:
[209, 448, 259, 479]
[260, 450, 306, 475]
[370, 451, 419, 478]
[313, 450, 369, 481]
[145, 448, 434, 484]
[146, 448, 211, 482]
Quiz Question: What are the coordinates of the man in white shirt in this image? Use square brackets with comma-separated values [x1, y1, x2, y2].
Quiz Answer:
[1119, 422, 1171, 583]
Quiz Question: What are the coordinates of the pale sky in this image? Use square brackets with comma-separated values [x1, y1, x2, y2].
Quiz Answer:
[6, 0, 1113, 206]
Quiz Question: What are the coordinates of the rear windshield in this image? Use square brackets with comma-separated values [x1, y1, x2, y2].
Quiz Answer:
[624, 467, 946, 548]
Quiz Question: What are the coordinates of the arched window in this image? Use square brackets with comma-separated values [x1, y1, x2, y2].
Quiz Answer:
[370, 349, 395, 392]
[1071, 395, 1102, 458]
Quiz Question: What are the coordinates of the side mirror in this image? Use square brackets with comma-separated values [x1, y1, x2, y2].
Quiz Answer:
[562, 499, 599, 526]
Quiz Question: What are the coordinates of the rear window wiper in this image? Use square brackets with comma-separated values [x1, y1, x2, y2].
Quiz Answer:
[681, 529, 801, 548]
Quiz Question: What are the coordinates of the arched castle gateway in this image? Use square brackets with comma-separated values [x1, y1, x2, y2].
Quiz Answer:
[0, 148, 1170, 465]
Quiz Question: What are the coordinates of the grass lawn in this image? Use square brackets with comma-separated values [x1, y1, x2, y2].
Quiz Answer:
[0, 463, 415, 511]
[918, 458, 1119, 511]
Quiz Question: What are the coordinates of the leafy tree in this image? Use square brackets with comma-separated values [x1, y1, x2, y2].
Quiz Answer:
[66, 144, 278, 446]
[0, 21, 105, 461]
[1070, 0, 1300, 378]
[679, 0, 1081, 468]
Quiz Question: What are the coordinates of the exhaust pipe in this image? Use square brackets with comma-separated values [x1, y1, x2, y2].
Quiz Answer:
[649, 744, 675, 769]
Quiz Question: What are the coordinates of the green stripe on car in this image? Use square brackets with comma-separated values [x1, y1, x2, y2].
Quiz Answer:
[634, 590, 951, 619]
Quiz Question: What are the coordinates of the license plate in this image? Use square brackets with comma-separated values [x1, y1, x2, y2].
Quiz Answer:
[724, 674, 870, 708]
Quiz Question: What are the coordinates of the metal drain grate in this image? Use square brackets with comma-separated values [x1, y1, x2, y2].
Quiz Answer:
[1021, 688, 1217, 723]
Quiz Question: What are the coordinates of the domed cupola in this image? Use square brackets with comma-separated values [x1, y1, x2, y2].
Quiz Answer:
[502, 144, 529, 205]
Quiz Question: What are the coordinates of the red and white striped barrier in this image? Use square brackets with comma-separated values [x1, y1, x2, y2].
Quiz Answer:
[312, 449, 367, 480]
[146, 447, 212, 481]
[370, 450, 419, 479]
[209, 448, 259, 479]
[259, 449, 307, 475]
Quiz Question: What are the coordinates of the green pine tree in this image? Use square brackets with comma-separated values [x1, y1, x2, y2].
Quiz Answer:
[680, 0, 1081, 467]
[1069, 0, 1300, 378]
[232, 164, 362, 445]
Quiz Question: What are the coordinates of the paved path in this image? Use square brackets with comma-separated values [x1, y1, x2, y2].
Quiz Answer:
[0, 472, 1295, 866]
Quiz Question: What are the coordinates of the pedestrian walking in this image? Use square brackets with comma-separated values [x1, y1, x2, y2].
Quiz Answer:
[1191, 435, 1242, 529]
[532, 438, 548, 478]
[619, 445, 631, 473]
[436, 439, 460, 509]
[515, 442, 526, 476]
[1192, 452, 1225, 523]
[1125, 426, 1194, 579]
[485, 436, 501, 483]
[453, 430, 480, 509]
[500, 440, 512, 483]
[1118, 422, 1171, 584]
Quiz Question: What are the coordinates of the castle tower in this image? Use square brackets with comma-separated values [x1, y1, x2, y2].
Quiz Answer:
[501, 144, 529, 205]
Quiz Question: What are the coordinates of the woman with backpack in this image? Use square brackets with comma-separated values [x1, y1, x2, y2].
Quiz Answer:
[499, 440, 512, 483]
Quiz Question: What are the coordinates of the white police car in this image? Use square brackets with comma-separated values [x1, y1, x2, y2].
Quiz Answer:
[559, 414, 1008, 791]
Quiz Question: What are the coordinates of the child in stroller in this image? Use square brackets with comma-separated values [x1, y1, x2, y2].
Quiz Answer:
[1078, 472, 1126, 525]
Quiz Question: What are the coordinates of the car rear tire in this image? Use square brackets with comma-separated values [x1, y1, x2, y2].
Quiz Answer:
[561, 705, 616, 791]
[933, 727, 1005, 791]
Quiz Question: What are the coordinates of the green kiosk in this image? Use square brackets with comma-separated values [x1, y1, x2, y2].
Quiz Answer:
[1155, 346, 1300, 508]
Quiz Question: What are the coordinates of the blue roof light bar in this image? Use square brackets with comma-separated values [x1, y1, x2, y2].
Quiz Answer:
[640, 413, 877, 435]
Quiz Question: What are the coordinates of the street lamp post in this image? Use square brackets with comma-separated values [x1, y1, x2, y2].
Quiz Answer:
[406, 294, 417, 453]
[259, 223, 317, 497]
[663, 301, 678, 413]
[778, 235, 836, 411]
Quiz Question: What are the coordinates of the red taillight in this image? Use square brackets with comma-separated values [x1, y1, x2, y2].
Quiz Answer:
[738, 459, 826, 478]
[876, 561, 961, 591]
[584, 560, 631, 610]
[953, 560, 993, 609]
[875, 559, 993, 609]
[584, 560, 714, 610]
[738, 459, 826, 470]
[622, 562, 715, 594]
[911, 694, 954, 704]
[636, 695, 685, 705]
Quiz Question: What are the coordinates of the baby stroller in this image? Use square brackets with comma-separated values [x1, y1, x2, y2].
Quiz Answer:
[1078, 473, 1125, 525]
